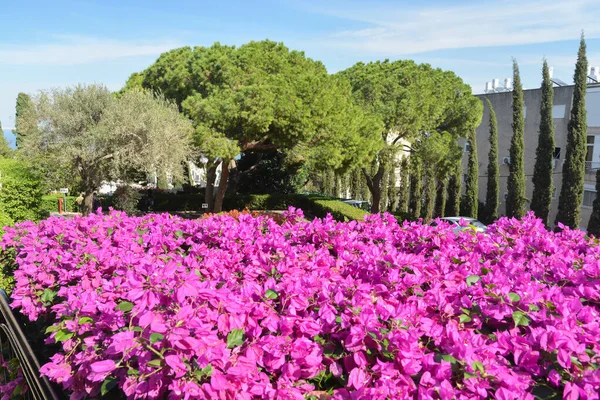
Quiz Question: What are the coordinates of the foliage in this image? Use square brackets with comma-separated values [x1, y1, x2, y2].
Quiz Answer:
[19, 85, 193, 215]
[421, 172, 436, 220]
[556, 35, 588, 229]
[530, 61, 556, 227]
[14, 92, 37, 149]
[132, 41, 381, 213]
[223, 193, 367, 222]
[235, 150, 306, 195]
[506, 60, 526, 219]
[434, 176, 448, 218]
[408, 156, 423, 217]
[463, 131, 479, 219]
[339, 60, 482, 213]
[2, 211, 600, 398]
[397, 158, 410, 213]
[0, 158, 45, 222]
[40, 195, 79, 214]
[483, 98, 499, 224]
[445, 159, 462, 217]
[587, 169, 600, 237]
[0, 121, 12, 158]
[113, 186, 142, 215]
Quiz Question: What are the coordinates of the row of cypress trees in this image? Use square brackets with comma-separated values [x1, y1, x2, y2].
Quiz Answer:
[470, 34, 598, 232]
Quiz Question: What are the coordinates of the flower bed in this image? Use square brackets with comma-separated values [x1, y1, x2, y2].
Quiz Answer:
[1, 210, 600, 399]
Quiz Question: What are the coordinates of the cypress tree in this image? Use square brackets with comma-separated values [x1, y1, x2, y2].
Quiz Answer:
[387, 165, 398, 211]
[350, 168, 361, 200]
[556, 34, 588, 229]
[483, 99, 499, 223]
[531, 60, 555, 226]
[14, 93, 37, 149]
[506, 59, 526, 218]
[434, 176, 448, 218]
[445, 159, 462, 216]
[422, 171, 436, 220]
[398, 157, 410, 213]
[463, 130, 479, 218]
[587, 169, 600, 236]
[408, 157, 423, 217]
[0, 121, 12, 158]
[380, 166, 390, 212]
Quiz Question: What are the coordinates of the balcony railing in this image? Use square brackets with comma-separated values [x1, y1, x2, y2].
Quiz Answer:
[585, 161, 600, 173]
[0, 289, 60, 399]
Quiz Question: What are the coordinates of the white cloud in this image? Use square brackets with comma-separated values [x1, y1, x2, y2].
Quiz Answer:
[0, 36, 182, 66]
[304, 0, 600, 55]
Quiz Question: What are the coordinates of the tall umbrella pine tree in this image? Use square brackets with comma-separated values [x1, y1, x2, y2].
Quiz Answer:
[506, 59, 526, 219]
[556, 34, 588, 229]
[484, 98, 499, 224]
[531, 60, 555, 227]
[463, 131, 479, 218]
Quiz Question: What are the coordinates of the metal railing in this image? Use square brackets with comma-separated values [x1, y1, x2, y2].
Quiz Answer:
[585, 161, 600, 173]
[0, 289, 60, 399]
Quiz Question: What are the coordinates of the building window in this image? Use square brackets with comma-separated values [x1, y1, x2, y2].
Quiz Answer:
[554, 147, 561, 159]
[583, 190, 596, 207]
[552, 104, 566, 118]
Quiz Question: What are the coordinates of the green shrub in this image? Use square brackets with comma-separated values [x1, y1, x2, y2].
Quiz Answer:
[393, 211, 418, 224]
[223, 193, 368, 222]
[0, 158, 46, 222]
[0, 211, 15, 292]
[113, 186, 142, 215]
[41, 195, 79, 213]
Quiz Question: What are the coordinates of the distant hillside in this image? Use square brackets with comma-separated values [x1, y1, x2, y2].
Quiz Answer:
[3, 130, 15, 148]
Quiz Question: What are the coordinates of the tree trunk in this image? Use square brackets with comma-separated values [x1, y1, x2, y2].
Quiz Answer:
[213, 159, 232, 213]
[363, 163, 385, 214]
[204, 161, 217, 213]
[83, 190, 94, 216]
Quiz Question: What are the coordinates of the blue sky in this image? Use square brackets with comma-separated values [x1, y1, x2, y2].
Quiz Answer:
[2, 0, 600, 143]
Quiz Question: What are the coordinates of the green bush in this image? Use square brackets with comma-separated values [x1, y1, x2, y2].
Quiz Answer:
[0, 158, 46, 222]
[41, 195, 79, 213]
[113, 186, 142, 215]
[0, 211, 15, 292]
[393, 211, 418, 224]
[223, 193, 368, 222]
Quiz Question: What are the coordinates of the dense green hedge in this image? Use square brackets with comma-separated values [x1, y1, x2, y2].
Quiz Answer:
[0, 158, 46, 222]
[223, 193, 368, 221]
[41, 195, 79, 213]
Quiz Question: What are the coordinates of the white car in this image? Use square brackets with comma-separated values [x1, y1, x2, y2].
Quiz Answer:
[432, 217, 487, 233]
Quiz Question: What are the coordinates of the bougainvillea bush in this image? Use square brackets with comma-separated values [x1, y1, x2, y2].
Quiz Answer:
[1, 209, 600, 399]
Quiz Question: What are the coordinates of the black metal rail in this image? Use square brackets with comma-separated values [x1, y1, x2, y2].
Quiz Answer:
[0, 289, 60, 400]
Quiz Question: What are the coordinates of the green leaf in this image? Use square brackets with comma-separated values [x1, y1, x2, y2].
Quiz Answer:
[464, 372, 477, 379]
[512, 311, 530, 327]
[528, 304, 540, 312]
[78, 316, 94, 325]
[367, 331, 378, 340]
[508, 292, 521, 302]
[54, 329, 74, 342]
[150, 333, 164, 344]
[41, 288, 57, 304]
[101, 377, 118, 396]
[12, 382, 25, 396]
[147, 359, 162, 368]
[441, 354, 457, 364]
[481, 267, 491, 275]
[466, 275, 480, 287]
[460, 307, 471, 315]
[127, 368, 139, 376]
[265, 289, 279, 300]
[226, 329, 245, 349]
[471, 361, 485, 373]
[45, 325, 60, 334]
[132, 326, 144, 332]
[107, 228, 114, 235]
[175, 230, 184, 238]
[117, 301, 134, 312]
[459, 314, 472, 323]
[335, 316, 342, 324]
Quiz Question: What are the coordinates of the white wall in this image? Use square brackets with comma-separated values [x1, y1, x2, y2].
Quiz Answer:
[586, 87, 600, 127]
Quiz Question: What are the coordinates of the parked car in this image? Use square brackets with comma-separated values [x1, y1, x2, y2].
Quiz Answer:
[431, 217, 487, 233]
[342, 200, 371, 211]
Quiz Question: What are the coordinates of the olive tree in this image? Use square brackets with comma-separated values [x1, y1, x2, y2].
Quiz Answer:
[21, 85, 193, 215]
